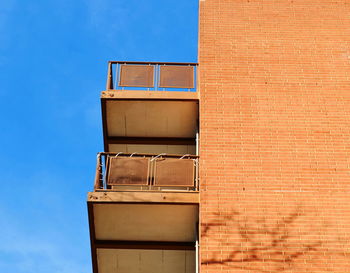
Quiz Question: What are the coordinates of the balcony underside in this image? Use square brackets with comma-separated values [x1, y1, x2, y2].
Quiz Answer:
[101, 91, 199, 153]
[88, 191, 199, 203]
[88, 191, 199, 241]
[97, 249, 195, 273]
[88, 191, 199, 273]
[91, 203, 198, 242]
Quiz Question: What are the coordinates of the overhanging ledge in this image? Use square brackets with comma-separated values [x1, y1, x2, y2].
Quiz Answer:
[101, 90, 199, 100]
[87, 190, 199, 204]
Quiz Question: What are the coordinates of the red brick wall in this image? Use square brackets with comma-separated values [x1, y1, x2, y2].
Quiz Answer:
[198, 1, 350, 272]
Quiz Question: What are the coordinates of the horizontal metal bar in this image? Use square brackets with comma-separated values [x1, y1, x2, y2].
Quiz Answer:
[102, 97, 199, 102]
[93, 189, 200, 195]
[109, 61, 198, 66]
[98, 151, 199, 158]
[89, 199, 200, 206]
[95, 240, 196, 250]
[107, 136, 196, 145]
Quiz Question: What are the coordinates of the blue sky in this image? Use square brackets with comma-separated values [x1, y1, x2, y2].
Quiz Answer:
[0, 1, 198, 272]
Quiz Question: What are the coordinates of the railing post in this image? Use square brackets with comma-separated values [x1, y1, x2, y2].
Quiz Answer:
[106, 62, 114, 90]
[94, 153, 103, 190]
[195, 158, 199, 191]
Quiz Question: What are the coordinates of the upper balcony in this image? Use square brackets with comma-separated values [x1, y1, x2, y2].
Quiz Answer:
[105, 61, 198, 92]
[100, 62, 199, 154]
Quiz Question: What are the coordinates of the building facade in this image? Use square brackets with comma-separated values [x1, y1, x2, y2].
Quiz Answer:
[88, 1, 350, 272]
[199, 1, 350, 272]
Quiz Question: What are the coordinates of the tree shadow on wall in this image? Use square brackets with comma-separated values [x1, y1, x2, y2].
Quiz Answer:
[201, 207, 349, 272]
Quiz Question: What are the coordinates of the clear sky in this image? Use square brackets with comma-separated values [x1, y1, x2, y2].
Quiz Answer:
[0, 0, 198, 272]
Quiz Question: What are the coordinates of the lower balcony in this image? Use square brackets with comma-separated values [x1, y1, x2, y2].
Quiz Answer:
[87, 153, 199, 273]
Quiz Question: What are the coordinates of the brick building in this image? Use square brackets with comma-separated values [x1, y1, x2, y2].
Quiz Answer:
[87, 1, 350, 272]
[199, 0, 350, 272]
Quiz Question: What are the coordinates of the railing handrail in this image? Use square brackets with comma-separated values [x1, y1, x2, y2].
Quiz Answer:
[108, 61, 198, 66]
[98, 152, 199, 158]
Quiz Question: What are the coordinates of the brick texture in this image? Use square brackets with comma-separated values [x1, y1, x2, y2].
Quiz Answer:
[198, 1, 350, 272]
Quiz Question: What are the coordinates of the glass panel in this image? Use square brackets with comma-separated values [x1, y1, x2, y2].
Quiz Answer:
[159, 66, 194, 88]
[154, 158, 195, 187]
[119, 65, 154, 87]
[107, 157, 149, 185]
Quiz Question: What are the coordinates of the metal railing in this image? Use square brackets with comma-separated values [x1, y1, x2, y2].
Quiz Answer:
[106, 61, 198, 92]
[94, 152, 199, 191]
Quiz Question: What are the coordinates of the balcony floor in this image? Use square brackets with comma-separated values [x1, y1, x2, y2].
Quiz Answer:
[101, 90, 199, 100]
[88, 190, 199, 203]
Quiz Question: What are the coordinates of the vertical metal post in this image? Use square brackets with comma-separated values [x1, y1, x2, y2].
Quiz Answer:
[122, 62, 126, 91]
[196, 226, 199, 273]
[193, 64, 197, 93]
[196, 131, 199, 156]
[188, 64, 191, 92]
[94, 153, 102, 190]
[195, 158, 199, 191]
[195, 85, 200, 189]
[101, 154, 105, 189]
[147, 63, 150, 91]
[155, 64, 159, 91]
[115, 63, 119, 90]
[106, 62, 113, 90]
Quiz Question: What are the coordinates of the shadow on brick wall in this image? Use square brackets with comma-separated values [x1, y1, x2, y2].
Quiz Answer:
[201, 207, 349, 272]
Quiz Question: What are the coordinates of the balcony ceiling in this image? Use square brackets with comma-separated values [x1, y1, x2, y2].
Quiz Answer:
[87, 190, 199, 273]
[92, 203, 198, 242]
[101, 91, 199, 152]
[108, 143, 196, 154]
[97, 249, 195, 273]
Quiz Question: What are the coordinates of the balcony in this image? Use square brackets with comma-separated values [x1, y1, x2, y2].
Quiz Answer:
[100, 62, 199, 153]
[87, 153, 199, 273]
[94, 152, 199, 191]
[89, 62, 199, 273]
[105, 61, 198, 92]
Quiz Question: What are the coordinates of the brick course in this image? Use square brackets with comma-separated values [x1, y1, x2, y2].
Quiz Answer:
[199, 1, 350, 272]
